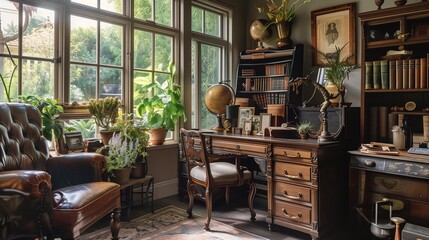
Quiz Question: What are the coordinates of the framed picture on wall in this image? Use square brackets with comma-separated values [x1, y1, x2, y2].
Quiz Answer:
[238, 107, 255, 128]
[311, 3, 356, 66]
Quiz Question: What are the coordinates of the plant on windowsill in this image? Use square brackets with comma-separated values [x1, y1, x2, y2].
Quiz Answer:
[135, 62, 186, 145]
[88, 96, 120, 145]
[100, 116, 150, 184]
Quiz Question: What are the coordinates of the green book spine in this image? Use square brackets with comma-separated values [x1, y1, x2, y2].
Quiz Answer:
[373, 61, 381, 89]
[389, 60, 396, 89]
[381, 60, 389, 89]
[365, 61, 373, 89]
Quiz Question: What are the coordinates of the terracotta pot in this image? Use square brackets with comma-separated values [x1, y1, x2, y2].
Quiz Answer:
[149, 128, 168, 145]
[300, 133, 309, 139]
[99, 130, 115, 145]
[110, 167, 132, 185]
[131, 156, 148, 179]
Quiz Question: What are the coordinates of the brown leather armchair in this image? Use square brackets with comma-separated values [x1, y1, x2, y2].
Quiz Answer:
[0, 103, 121, 239]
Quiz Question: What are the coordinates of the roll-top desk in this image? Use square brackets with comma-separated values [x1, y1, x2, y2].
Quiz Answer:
[201, 133, 347, 240]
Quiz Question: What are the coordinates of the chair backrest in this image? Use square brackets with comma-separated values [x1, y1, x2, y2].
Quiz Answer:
[0, 103, 49, 171]
[180, 129, 212, 180]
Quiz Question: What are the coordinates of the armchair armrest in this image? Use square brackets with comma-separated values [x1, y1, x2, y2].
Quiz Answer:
[0, 170, 51, 199]
[47, 153, 107, 190]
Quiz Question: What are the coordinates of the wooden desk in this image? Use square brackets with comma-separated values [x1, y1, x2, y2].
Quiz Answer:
[348, 151, 429, 238]
[198, 133, 347, 240]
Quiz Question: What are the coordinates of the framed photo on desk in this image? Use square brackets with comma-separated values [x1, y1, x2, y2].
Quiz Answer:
[64, 132, 85, 151]
[238, 107, 255, 128]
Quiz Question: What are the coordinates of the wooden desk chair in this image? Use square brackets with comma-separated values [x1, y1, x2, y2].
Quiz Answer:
[180, 129, 256, 230]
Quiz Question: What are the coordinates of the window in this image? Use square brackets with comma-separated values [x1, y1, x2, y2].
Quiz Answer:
[71, 0, 123, 15]
[134, 0, 173, 27]
[0, 1, 57, 101]
[190, 2, 231, 129]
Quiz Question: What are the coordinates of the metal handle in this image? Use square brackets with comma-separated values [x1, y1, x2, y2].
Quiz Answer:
[364, 160, 375, 167]
[282, 208, 302, 220]
[235, 145, 240, 150]
[284, 151, 300, 158]
[283, 190, 302, 199]
[283, 170, 302, 179]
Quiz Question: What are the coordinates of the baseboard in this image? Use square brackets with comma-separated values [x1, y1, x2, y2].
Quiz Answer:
[153, 178, 178, 200]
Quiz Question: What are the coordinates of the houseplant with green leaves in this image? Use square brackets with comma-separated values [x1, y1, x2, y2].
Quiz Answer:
[88, 96, 120, 144]
[297, 121, 313, 139]
[136, 62, 186, 145]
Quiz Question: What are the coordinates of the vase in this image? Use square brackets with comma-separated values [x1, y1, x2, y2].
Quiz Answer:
[374, 0, 384, 9]
[131, 155, 148, 179]
[325, 83, 342, 107]
[110, 167, 132, 185]
[394, 0, 407, 6]
[99, 129, 115, 145]
[276, 21, 293, 49]
[149, 128, 168, 145]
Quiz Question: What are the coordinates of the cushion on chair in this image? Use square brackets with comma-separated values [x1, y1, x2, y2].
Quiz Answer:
[190, 162, 252, 186]
[51, 182, 120, 238]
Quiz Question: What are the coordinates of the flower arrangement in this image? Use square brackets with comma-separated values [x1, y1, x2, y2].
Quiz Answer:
[258, 0, 311, 23]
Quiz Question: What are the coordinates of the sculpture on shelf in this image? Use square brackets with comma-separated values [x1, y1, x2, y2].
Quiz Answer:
[290, 75, 341, 142]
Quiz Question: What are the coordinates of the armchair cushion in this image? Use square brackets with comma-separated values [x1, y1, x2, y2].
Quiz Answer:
[190, 162, 252, 186]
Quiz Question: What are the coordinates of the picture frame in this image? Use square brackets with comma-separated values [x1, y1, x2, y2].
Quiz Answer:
[311, 3, 356, 66]
[260, 113, 272, 133]
[252, 115, 261, 133]
[64, 132, 85, 151]
[243, 120, 252, 135]
[238, 107, 255, 128]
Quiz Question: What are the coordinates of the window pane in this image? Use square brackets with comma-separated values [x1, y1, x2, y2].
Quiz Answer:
[0, 57, 18, 102]
[71, 0, 97, 8]
[134, 0, 151, 21]
[133, 70, 152, 106]
[100, 22, 123, 66]
[71, 16, 97, 63]
[191, 41, 197, 129]
[22, 60, 54, 98]
[101, 0, 123, 14]
[134, 30, 152, 70]
[22, 6, 55, 58]
[191, 6, 203, 33]
[0, 0, 19, 55]
[64, 119, 96, 139]
[70, 64, 96, 102]
[154, 34, 172, 71]
[200, 44, 221, 130]
[154, 72, 169, 92]
[205, 11, 221, 37]
[100, 67, 122, 99]
[155, 0, 172, 27]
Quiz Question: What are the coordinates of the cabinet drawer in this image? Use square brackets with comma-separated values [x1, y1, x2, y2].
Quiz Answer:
[367, 173, 428, 201]
[273, 147, 312, 159]
[275, 162, 312, 182]
[274, 199, 311, 225]
[212, 139, 268, 155]
[275, 181, 311, 203]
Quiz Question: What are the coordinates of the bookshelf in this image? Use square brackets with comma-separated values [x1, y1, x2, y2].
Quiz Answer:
[235, 45, 303, 120]
[359, 2, 429, 144]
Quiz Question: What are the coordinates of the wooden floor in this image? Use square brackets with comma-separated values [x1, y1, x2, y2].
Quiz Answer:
[83, 189, 361, 240]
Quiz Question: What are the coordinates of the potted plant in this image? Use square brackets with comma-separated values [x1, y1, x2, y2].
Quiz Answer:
[258, 0, 311, 48]
[319, 44, 355, 107]
[102, 117, 150, 184]
[136, 62, 186, 145]
[297, 121, 313, 139]
[88, 96, 120, 145]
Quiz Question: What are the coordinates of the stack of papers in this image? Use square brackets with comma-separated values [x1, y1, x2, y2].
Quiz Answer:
[360, 142, 400, 155]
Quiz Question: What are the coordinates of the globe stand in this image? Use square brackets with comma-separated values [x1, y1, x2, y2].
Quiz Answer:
[212, 114, 225, 132]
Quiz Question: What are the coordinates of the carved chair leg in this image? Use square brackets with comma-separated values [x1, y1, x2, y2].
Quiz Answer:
[204, 187, 212, 231]
[225, 186, 230, 207]
[110, 208, 121, 240]
[186, 180, 194, 218]
[248, 182, 256, 221]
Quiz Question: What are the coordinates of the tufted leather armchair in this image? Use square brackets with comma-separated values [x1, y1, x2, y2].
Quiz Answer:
[0, 103, 121, 239]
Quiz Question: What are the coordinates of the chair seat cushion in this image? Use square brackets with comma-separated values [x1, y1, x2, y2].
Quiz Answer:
[51, 182, 120, 237]
[190, 162, 252, 186]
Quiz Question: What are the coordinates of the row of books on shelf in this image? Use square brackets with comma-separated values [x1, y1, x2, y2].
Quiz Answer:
[252, 92, 287, 108]
[265, 62, 290, 76]
[365, 53, 429, 90]
[243, 77, 289, 91]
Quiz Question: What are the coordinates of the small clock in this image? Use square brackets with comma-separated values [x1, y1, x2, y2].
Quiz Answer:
[405, 101, 416, 111]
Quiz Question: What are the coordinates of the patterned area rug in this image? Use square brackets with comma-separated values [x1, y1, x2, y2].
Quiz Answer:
[81, 205, 268, 240]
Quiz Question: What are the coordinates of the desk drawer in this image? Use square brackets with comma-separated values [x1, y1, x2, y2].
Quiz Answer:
[275, 162, 311, 182]
[275, 181, 311, 203]
[212, 139, 268, 155]
[367, 173, 429, 201]
[273, 147, 312, 159]
[274, 199, 311, 225]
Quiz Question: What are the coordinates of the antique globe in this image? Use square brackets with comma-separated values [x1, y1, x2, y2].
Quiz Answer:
[250, 19, 271, 50]
[204, 82, 235, 132]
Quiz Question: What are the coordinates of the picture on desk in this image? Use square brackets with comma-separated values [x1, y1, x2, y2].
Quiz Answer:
[238, 107, 255, 128]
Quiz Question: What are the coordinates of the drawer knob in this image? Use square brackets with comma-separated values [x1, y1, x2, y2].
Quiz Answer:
[281, 208, 302, 221]
[283, 170, 303, 179]
[235, 145, 240, 150]
[283, 190, 303, 199]
[283, 151, 300, 158]
[364, 160, 376, 167]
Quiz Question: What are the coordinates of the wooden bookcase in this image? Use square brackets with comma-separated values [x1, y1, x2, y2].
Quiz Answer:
[359, 1, 429, 143]
[235, 45, 303, 120]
